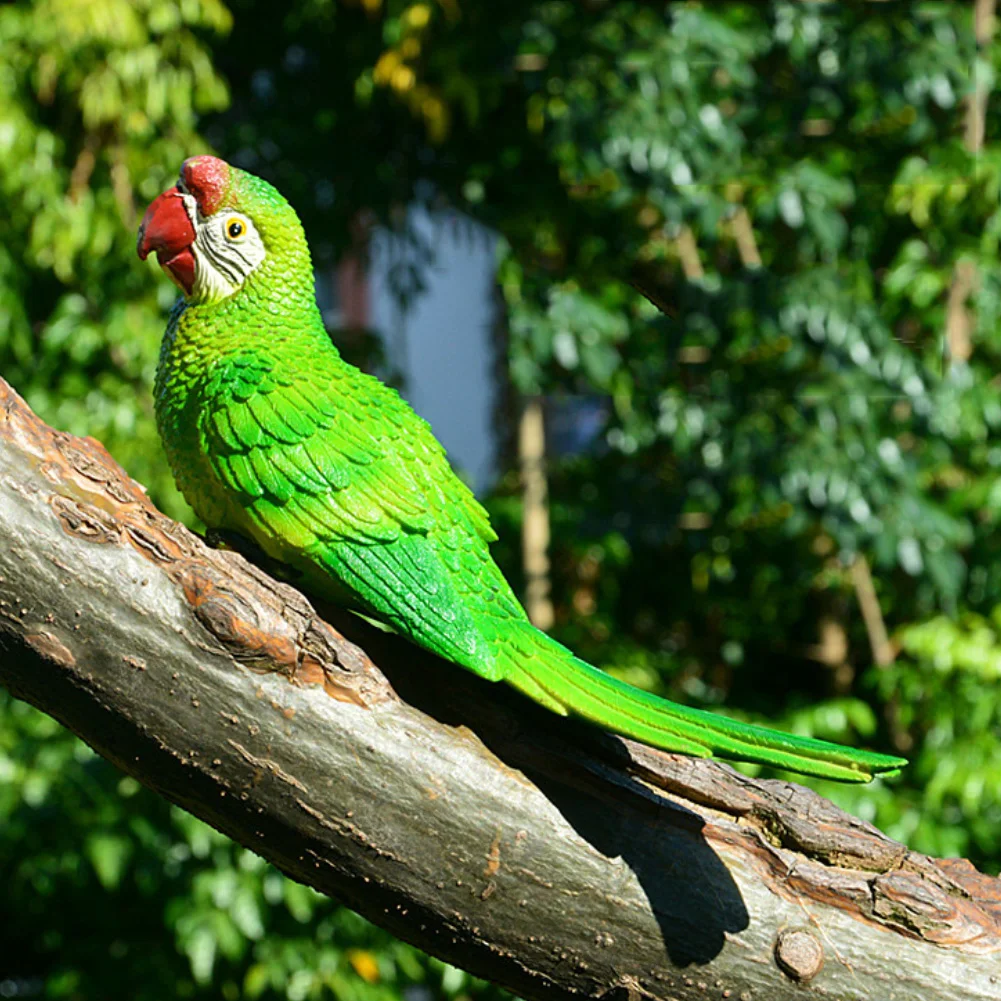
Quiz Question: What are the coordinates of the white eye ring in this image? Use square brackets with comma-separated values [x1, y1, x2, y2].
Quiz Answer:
[225, 217, 247, 241]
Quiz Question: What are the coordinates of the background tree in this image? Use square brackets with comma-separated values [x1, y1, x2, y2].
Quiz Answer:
[2, 1, 1001, 998]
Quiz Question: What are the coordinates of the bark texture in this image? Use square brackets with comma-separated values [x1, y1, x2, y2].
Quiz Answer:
[0, 376, 999, 1001]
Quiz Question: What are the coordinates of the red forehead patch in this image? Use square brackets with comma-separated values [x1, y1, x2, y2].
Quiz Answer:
[181, 156, 231, 216]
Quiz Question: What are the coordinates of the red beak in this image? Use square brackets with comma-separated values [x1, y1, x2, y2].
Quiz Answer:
[137, 188, 197, 295]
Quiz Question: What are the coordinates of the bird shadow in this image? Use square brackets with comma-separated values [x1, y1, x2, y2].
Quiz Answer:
[319, 605, 750, 968]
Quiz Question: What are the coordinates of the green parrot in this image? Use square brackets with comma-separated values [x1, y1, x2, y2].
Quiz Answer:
[138, 155, 905, 783]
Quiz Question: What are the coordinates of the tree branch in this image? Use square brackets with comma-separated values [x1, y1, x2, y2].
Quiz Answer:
[0, 376, 999, 1001]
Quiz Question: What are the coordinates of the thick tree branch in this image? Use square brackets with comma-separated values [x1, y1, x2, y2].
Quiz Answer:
[0, 376, 999, 1001]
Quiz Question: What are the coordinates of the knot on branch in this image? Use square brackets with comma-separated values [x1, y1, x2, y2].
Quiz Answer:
[774, 928, 824, 983]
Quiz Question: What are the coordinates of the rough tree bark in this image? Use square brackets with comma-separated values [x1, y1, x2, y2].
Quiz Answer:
[0, 376, 999, 1001]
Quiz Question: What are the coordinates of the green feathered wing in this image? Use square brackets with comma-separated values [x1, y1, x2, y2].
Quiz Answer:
[198, 348, 905, 784]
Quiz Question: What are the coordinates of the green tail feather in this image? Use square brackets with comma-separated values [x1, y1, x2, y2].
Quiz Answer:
[506, 632, 906, 783]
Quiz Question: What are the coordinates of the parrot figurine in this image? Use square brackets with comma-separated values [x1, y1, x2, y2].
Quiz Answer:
[138, 155, 905, 783]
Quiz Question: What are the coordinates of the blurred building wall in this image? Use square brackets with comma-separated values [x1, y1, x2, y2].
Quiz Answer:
[369, 207, 500, 494]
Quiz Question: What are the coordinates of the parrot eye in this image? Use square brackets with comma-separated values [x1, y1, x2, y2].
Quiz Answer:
[183, 205, 265, 302]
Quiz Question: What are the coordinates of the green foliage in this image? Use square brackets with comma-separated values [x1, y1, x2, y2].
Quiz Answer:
[4, 0, 1001, 996]
[853, 611, 1001, 869]
[0, 0, 231, 522]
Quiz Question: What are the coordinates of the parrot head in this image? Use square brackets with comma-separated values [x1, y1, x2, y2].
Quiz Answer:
[138, 156, 303, 304]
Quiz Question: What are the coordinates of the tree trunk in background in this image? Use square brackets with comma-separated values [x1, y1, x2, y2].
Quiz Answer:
[2, 376, 1001, 1001]
[947, 0, 996, 364]
[673, 224, 705, 281]
[852, 556, 895, 668]
[728, 204, 762, 270]
[966, 0, 998, 151]
[519, 397, 554, 630]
